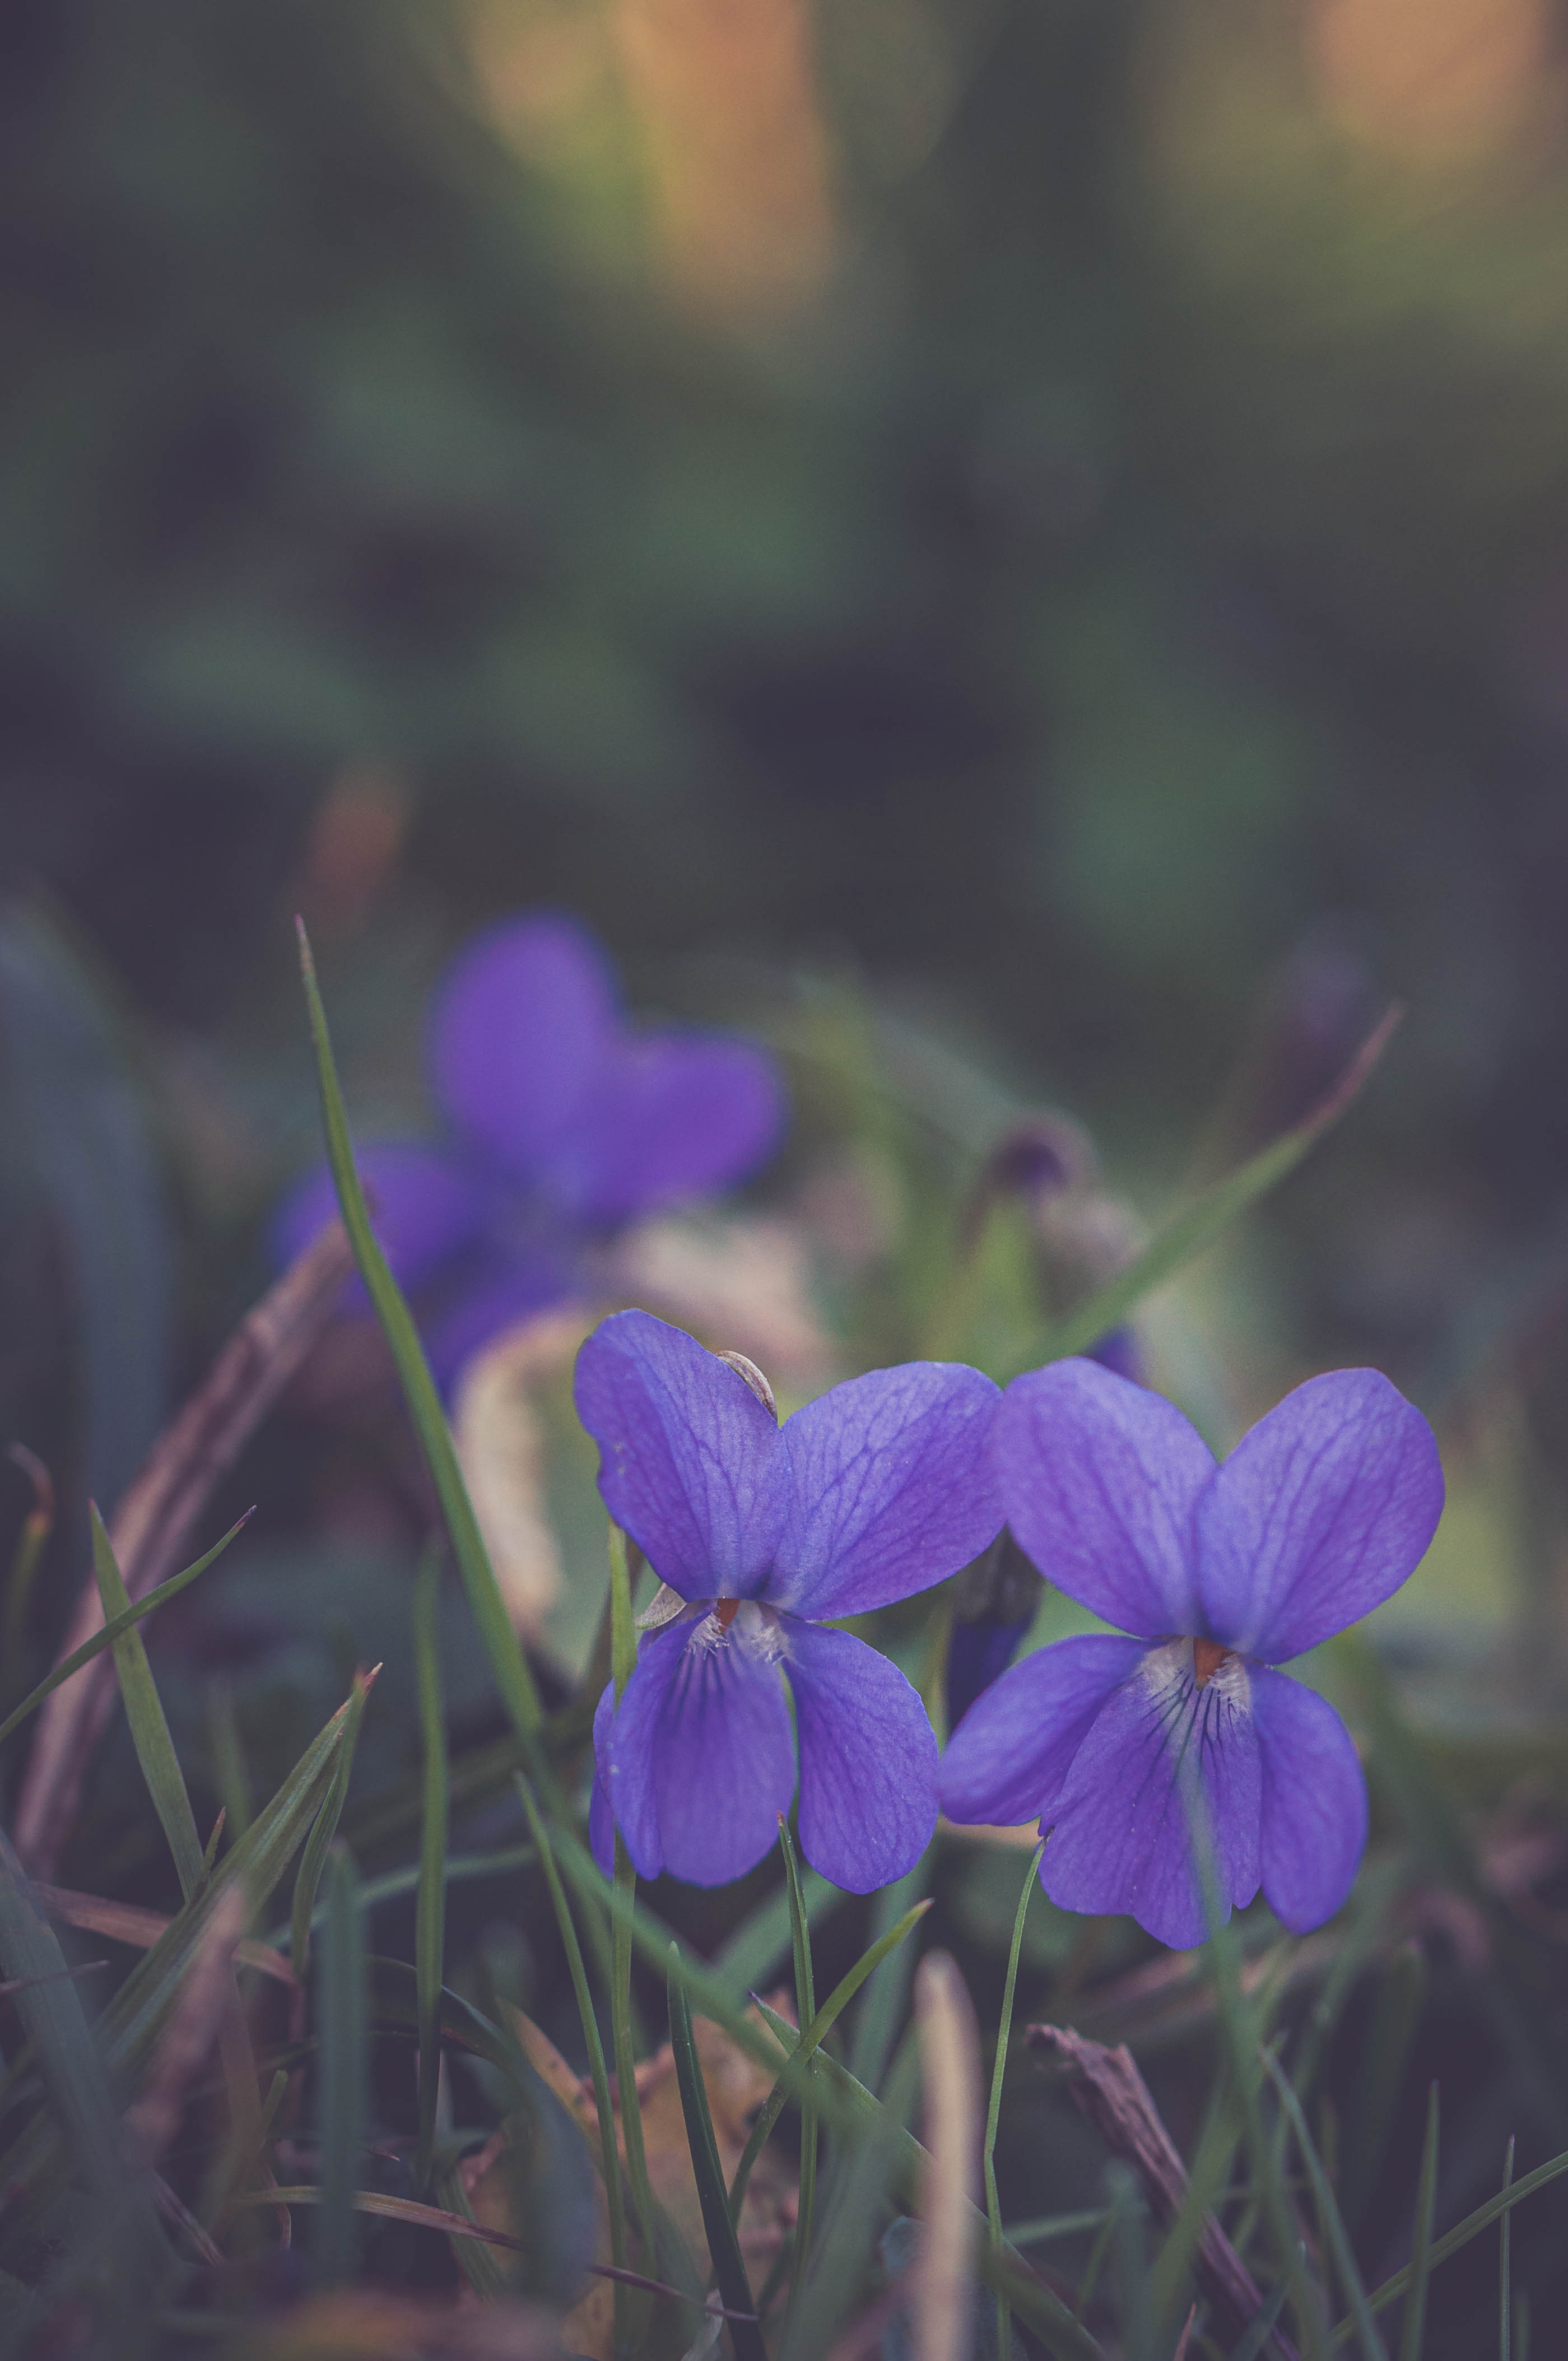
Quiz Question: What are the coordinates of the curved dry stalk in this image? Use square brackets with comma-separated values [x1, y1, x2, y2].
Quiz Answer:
[13, 1221, 356, 1875]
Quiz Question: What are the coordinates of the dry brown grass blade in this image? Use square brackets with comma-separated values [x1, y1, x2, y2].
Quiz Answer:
[127, 1883, 248, 2164]
[227, 2288, 564, 2358]
[915, 1949, 982, 2361]
[38, 1880, 297, 1987]
[13, 1221, 356, 1876]
[1027, 2024, 1299, 2360]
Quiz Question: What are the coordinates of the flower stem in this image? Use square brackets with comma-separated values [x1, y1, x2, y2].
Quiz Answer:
[985, 1839, 1044, 2361]
[607, 1522, 655, 2289]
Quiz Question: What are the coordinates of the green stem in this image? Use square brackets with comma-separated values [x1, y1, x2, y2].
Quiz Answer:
[607, 1522, 654, 2275]
[987, 1841, 1044, 2361]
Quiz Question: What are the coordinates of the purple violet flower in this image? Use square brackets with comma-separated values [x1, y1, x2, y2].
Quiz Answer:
[274, 915, 784, 1389]
[576, 1309, 1002, 1893]
[939, 1358, 1444, 1948]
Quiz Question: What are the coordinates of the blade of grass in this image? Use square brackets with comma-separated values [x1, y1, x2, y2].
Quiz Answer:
[545, 1815, 1105, 2359]
[314, 1844, 366, 2288]
[290, 1666, 375, 1978]
[711, 1867, 843, 2007]
[986, 1841, 1044, 2361]
[412, 1552, 447, 2195]
[517, 1777, 630, 2355]
[1003, 1009, 1399, 1375]
[1397, 2086, 1439, 2361]
[236, 2184, 523, 2250]
[1234, 2275, 1299, 2361]
[89, 1504, 204, 1900]
[848, 1857, 929, 2098]
[779, 2029, 922, 2361]
[295, 920, 550, 1781]
[1500, 2138, 1515, 2361]
[1325, 2144, 1568, 2344]
[728, 1897, 933, 2222]
[604, 1519, 655, 2279]
[0, 1446, 53, 1717]
[667, 1954, 767, 2361]
[778, 1818, 818, 2322]
[1263, 2052, 1388, 2361]
[0, 1515, 248, 1754]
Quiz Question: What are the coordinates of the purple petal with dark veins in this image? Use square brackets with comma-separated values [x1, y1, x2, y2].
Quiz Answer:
[574, 1310, 789, 1599]
[992, 1360, 1215, 1639]
[542, 1035, 785, 1224]
[271, 1142, 486, 1297]
[786, 1622, 938, 1893]
[939, 1633, 1148, 1829]
[1196, 1369, 1444, 1661]
[606, 1611, 796, 1887]
[431, 914, 618, 1179]
[1040, 1643, 1262, 1949]
[1251, 1666, 1367, 1932]
[767, 1362, 1002, 1620]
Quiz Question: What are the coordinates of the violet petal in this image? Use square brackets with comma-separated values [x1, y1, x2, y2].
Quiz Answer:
[607, 1611, 795, 1886]
[1251, 1666, 1367, 1932]
[768, 1361, 1002, 1620]
[574, 1310, 789, 1599]
[542, 1034, 785, 1224]
[1040, 1642, 1262, 1949]
[939, 1633, 1148, 1828]
[993, 1360, 1215, 1639]
[271, 1141, 485, 1295]
[1196, 1368, 1445, 1661]
[786, 1622, 938, 1893]
[430, 914, 618, 1179]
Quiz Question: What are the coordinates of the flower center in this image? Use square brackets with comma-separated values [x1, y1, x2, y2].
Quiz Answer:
[1192, 1637, 1233, 1688]
[714, 1597, 741, 1630]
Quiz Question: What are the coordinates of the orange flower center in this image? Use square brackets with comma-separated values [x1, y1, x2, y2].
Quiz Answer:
[1192, 1637, 1232, 1687]
[714, 1597, 741, 1629]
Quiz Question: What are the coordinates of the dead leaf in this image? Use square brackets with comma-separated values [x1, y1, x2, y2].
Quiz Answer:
[452, 1307, 591, 1639]
[606, 1214, 832, 1391]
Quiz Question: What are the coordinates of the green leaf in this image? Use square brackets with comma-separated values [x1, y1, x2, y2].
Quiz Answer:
[847, 1858, 929, 2097]
[777, 1819, 817, 2320]
[985, 1841, 1044, 2361]
[0, 1514, 249, 1754]
[89, 1504, 204, 1902]
[295, 922, 549, 1779]
[1397, 2086, 1439, 2361]
[668, 1955, 767, 2361]
[290, 1667, 374, 1978]
[1264, 2052, 1388, 2361]
[1003, 1009, 1399, 1374]
[413, 1554, 448, 2196]
[314, 1844, 367, 2289]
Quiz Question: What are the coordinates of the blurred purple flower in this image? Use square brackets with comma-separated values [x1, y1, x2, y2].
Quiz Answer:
[273, 915, 785, 1389]
[577, 1310, 1002, 1892]
[941, 1359, 1444, 1947]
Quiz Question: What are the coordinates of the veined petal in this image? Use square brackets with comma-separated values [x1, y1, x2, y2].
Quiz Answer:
[607, 1607, 795, 1887]
[431, 915, 617, 1178]
[543, 1035, 785, 1224]
[1041, 1640, 1261, 1949]
[574, 1310, 789, 1599]
[1196, 1369, 1444, 1661]
[939, 1633, 1148, 1829]
[767, 1362, 1002, 1620]
[1251, 1666, 1367, 1932]
[271, 1142, 485, 1295]
[993, 1360, 1214, 1639]
[786, 1623, 937, 1893]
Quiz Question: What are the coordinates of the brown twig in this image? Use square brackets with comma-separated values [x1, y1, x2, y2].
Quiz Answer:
[1027, 2023, 1297, 2360]
[12, 1221, 356, 1876]
[36, 1881, 296, 1988]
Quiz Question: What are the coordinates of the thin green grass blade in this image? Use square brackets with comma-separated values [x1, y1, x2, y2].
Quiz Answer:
[728, 1896, 932, 2222]
[1499, 2138, 1515, 2361]
[1329, 2144, 1568, 2345]
[1004, 2208, 1113, 2246]
[1108, 2163, 1156, 2361]
[267, 1842, 537, 1950]
[206, 1682, 252, 1844]
[295, 920, 549, 1777]
[1264, 2051, 1388, 2361]
[778, 2029, 921, 2361]
[778, 1818, 817, 2321]
[1148, 2092, 1241, 2342]
[517, 1777, 629, 2351]
[847, 1856, 929, 2097]
[667, 1956, 767, 2361]
[711, 1867, 841, 2006]
[1003, 1009, 1399, 1375]
[985, 1839, 1044, 2361]
[604, 1521, 655, 2279]
[1343, 1942, 1427, 2229]
[1397, 2085, 1439, 2361]
[0, 1447, 53, 1719]
[290, 1666, 373, 1978]
[314, 1844, 366, 2289]
[1232, 2272, 1297, 2361]
[89, 1503, 204, 1901]
[0, 1515, 248, 1754]
[412, 1554, 448, 2199]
